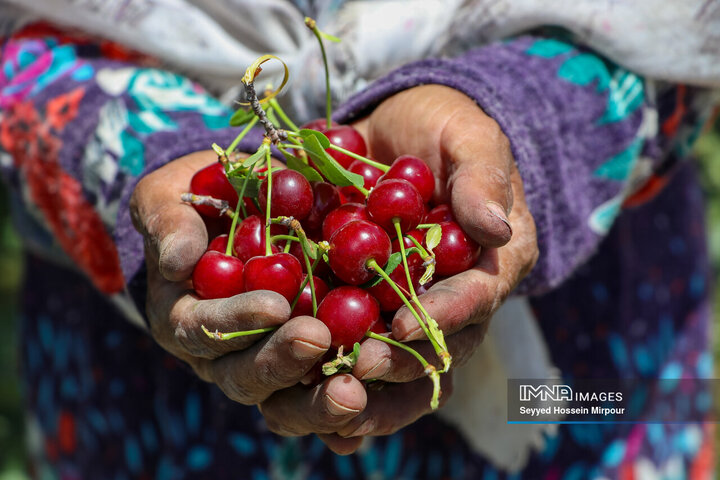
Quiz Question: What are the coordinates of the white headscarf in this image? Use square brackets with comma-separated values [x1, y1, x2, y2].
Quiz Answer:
[5, 0, 720, 118]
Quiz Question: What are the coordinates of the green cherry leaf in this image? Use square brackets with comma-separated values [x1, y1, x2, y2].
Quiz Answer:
[283, 151, 324, 182]
[425, 224, 443, 251]
[383, 252, 404, 276]
[229, 108, 255, 127]
[227, 176, 261, 198]
[301, 134, 364, 188]
[319, 31, 341, 43]
[241, 147, 268, 168]
[299, 129, 330, 148]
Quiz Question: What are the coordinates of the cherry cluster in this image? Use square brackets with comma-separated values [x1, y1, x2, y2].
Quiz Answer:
[190, 122, 478, 341]
[181, 23, 479, 409]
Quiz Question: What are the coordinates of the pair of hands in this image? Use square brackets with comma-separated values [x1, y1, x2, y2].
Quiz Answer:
[129, 85, 538, 454]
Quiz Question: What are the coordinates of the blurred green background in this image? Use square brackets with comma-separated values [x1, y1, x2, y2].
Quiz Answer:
[0, 125, 718, 478]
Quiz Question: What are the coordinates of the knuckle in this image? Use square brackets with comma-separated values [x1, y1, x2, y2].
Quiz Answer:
[256, 358, 289, 390]
[482, 164, 511, 194]
[217, 370, 257, 405]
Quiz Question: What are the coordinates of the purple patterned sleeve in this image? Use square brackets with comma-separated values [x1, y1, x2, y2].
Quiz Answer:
[0, 29, 263, 319]
[335, 36, 650, 295]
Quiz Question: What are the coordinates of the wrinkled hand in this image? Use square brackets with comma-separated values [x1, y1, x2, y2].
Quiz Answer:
[260, 85, 539, 453]
[129, 151, 333, 405]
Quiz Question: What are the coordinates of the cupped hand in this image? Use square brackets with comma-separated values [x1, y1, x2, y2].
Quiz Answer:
[129, 151, 333, 405]
[353, 84, 538, 340]
[261, 85, 539, 454]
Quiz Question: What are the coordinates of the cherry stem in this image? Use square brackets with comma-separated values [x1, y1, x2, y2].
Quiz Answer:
[393, 219, 419, 299]
[326, 144, 389, 172]
[225, 116, 259, 156]
[366, 259, 439, 354]
[406, 234, 431, 260]
[283, 231, 297, 253]
[201, 324, 277, 340]
[180, 193, 234, 218]
[364, 332, 441, 410]
[394, 223, 449, 370]
[416, 223, 437, 229]
[264, 145, 273, 256]
[269, 216, 318, 260]
[269, 98, 300, 132]
[300, 241, 318, 315]
[305, 17, 333, 129]
[243, 80, 287, 144]
[289, 254, 322, 311]
[233, 152, 263, 219]
[270, 234, 299, 244]
[225, 198, 244, 256]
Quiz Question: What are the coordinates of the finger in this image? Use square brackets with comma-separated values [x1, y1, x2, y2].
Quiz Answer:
[168, 290, 292, 359]
[145, 258, 292, 359]
[316, 434, 364, 455]
[336, 374, 454, 438]
[441, 104, 515, 248]
[260, 374, 367, 436]
[353, 324, 486, 383]
[130, 152, 218, 281]
[194, 316, 331, 405]
[392, 168, 537, 341]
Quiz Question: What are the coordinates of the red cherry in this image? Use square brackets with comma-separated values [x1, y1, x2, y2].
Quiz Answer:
[316, 286, 380, 350]
[291, 275, 330, 317]
[366, 178, 425, 232]
[322, 203, 369, 241]
[340, 160, 383, 203]
[207, 234, 229, 253]
[190, 163, 239, 217]
[430, 221, 480, 276]
[243, 253, 303, 303]
[324, 125, 367, 169]
[368, 261, 422, 311]
[305, 182, 341, 231]
[368, 318, 389, 335]
[259, 169, 313, 220]
[328, 220, 391, 285]
[380, 155, 435, 203]
[192, 251, 244, 299]
[233, 216, 280, 262]
[425, 204, 455, 223]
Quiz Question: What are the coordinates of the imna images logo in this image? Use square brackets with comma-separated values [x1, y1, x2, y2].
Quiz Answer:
[519, 384, 572, 402]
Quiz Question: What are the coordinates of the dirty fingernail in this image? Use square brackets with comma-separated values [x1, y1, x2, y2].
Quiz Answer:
[485, 201, 512, 236]
[290, 339, 327, 360]
[325, 394, 361, 417]
[360, 358, 390, 380]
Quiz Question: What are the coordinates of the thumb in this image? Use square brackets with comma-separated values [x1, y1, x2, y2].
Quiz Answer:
[441, 108, 514, 248]
[130, 152, 216, 281]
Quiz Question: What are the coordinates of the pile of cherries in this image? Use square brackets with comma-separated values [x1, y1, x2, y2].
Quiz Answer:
[188, 121, 479, 356]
